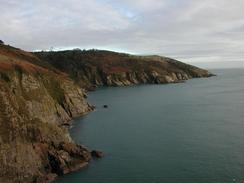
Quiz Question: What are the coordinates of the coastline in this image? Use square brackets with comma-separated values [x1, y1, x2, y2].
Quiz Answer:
[0, 44, 214, 182]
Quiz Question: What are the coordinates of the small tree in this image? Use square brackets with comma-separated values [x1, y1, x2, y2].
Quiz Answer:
[0, 40, 4, 44]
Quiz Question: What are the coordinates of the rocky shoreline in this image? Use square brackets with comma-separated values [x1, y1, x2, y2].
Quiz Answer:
[0, 45, 101, 183]
[0, 74, 93, 182]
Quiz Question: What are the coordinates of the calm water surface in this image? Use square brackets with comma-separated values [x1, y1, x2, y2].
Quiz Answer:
[56, 69, 244, 183]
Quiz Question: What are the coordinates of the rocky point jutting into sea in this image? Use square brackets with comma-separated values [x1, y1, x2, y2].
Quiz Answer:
[0, 44, 214, 183]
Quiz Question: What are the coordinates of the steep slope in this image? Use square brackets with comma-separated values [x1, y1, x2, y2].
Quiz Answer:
[35, 50, 214, 90]
[0, 45, 93, 183]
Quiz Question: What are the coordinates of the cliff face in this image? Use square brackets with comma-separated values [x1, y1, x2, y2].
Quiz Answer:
[0, 45, 93, 183]
[35, 50, 213, 90]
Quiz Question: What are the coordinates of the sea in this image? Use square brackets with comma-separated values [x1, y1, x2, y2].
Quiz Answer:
[55, 68, 244, 183]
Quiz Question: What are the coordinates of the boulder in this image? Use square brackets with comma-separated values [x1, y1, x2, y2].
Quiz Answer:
[91, 150, 104, 158]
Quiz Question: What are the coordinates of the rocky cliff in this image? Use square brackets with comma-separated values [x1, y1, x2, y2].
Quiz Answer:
[0, 45, 214, 183]
[35, 50, 214, 90]
[0, 45, 93, 183]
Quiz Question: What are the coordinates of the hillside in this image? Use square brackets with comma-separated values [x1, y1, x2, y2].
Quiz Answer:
[0, 44, 214, 182]
[35, 50, 213, 90]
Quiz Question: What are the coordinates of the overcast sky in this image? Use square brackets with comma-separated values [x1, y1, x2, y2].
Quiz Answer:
[1, 0, 244, 68]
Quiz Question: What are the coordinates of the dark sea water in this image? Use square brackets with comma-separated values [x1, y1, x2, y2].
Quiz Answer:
[55, 69, 244, 183]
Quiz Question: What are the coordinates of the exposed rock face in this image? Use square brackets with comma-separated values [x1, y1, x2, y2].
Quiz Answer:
[0, 45, 93, 182]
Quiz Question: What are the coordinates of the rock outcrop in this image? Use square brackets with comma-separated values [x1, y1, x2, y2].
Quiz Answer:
[91, 150, 104, 158]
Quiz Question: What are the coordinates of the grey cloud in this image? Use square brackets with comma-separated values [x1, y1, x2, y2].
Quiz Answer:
[1, 0, 244, 68]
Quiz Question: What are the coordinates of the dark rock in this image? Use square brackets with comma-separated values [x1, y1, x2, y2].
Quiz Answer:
[90, 105, 96, 110]
[62, 123, 71, 127]
[103, 105, 108, 108]
[43, 142, 92, 178]
[87, 85, 97, 91]
[91, 150, 104, 158]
